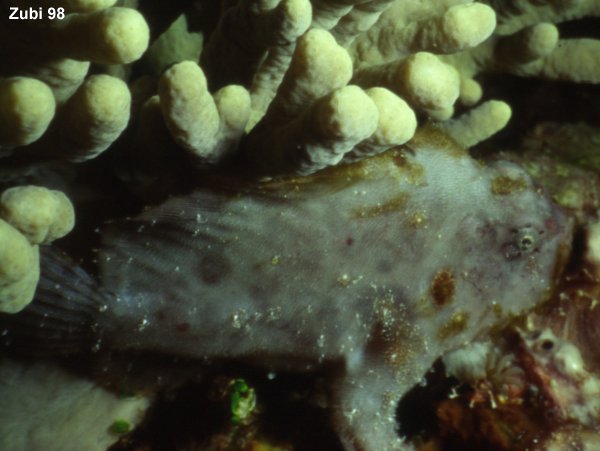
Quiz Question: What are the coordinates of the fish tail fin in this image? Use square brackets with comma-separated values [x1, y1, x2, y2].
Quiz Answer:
[0, 246, 111, 357]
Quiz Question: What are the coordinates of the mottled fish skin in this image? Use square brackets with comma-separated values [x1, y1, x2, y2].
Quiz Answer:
[0, 134, 572, 450]
[87, 135, 572, 450]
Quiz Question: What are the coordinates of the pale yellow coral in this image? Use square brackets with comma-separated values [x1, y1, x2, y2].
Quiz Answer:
[441, 0, 600, 103]
[240, 28, 390, 174]
[201, 0, 312, 90]
[0, 219, 39, 314]
[247, 0, 313, 128]
[0, 1, 149, 163]
[353, 51, 460, 120]
[0, 186, 75, 245]
[22, 58, 91, 105]
[310, 0, 365, 30]
[159, 61, 250, 162]
[139, 14, 203, 77]
[0, 186, 74, 313]
[57, 6, 149, 64]
[245, 84, 379, 174]
[257, 29, 353, 129]
[344, 87, 417, 162]
[0, 77, 55, 148]
[1, 4, 149, 65]
[437, 100, 512, 148]
[330, 0, 396, 47]
[349, 1, 497, 67]
[57, 74, 132, 161]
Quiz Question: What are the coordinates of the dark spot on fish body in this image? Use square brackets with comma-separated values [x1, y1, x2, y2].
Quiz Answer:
[199, 251, 231, 285]
[346, 237, 354, 246]
[392, 150, 409, 168]
[430, 269, 455, 307]
[175, 322, 191, 332]
[376, 259, 394, 274]
[248, 281, 279, 303]
[368, 318, 421, 369]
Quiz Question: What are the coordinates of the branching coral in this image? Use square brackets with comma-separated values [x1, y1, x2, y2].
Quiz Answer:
[0, 0, 149, 158]
[0, 0, 149, 313]
[141, 0, 600, 176]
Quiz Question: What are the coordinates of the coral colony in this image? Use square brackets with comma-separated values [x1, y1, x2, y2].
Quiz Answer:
[0, 1, 599, 450]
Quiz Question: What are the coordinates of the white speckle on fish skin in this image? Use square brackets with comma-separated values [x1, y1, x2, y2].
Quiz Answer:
[318, 334, 326, 348]
[92, 339, 102, 352]
[137, 318, 149, 331]
[265, 306, 281, 321]
[231, 309, 249, 329]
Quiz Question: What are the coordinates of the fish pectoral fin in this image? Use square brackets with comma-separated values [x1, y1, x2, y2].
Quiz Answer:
[332, 363, 410, 451]
[0, 246, 110, 357]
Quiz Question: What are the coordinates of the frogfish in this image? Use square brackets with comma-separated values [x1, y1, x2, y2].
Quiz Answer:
[0, 131, 573, 450]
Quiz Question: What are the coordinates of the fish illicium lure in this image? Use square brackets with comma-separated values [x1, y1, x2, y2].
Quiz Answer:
[0, 134, 573, 450]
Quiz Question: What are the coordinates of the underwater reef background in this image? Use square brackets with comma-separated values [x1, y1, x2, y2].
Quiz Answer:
[2, 0, 600, 450]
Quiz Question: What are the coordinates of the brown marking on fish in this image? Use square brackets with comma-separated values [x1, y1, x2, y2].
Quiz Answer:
[353, 194, 409, 218]
[406, 163, 425, 186]
[391, 151, 426, 185]
[430, 269, 455, 307]
[392, 151, 409, 168]
[492, 302, 503, 319]
[438, 311, 470, 340]
[491, 175, 528, 196]
[406, 125, 466, 159]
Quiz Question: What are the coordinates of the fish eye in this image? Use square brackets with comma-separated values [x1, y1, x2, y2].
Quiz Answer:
[540, 339, 554, 351]
[502, 227, 539, 261]
[519, 235, 534, 251]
